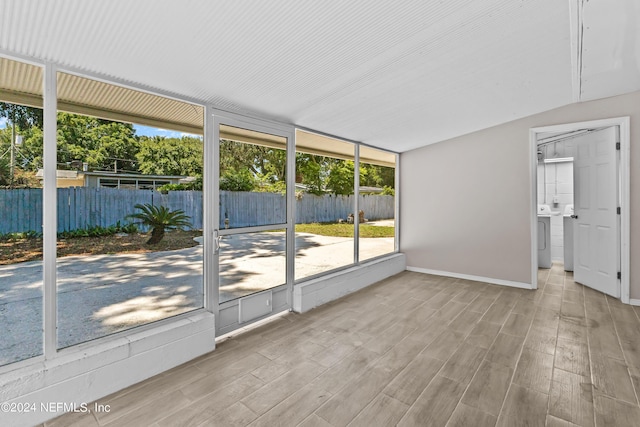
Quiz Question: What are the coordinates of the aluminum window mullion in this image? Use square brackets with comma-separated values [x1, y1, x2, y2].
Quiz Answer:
[354, 144, 360, 264]
[286, 129, 295, 303]
[203, 106, 216, 312]
[394, 153, 400, 253]
[43, 63, 57, 358]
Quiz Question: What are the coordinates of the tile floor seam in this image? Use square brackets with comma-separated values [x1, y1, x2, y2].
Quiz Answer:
[446, 302, 515, 423]
[335, 334, 434, 425]
[603, 296, 640, 408]
[306, 307, 411, 425]
[549, 268, 590, 427]
[575, 273, 599, 427]
[343, 392, 405, 427]
[403, 288, 511, 426]
[493, 272, 557, 426]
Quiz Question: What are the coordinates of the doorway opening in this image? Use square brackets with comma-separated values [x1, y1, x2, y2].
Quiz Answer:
[530, 117, 630, 303]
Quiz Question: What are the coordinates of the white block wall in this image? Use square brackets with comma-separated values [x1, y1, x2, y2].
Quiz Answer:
[0, 312, 215, 427]
[293, 254, 406, 312]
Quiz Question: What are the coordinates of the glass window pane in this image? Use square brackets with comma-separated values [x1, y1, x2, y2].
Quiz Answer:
[358, 146, 396, 261]
[219, 125, 287, 229]
[99, 179, 119, 188]
[295, 130, 355, 281]
[56, 72, 205, 349]
[0, 57, 44, 366]
[119, 179, 136, 189]
[219, 229, 286, 303]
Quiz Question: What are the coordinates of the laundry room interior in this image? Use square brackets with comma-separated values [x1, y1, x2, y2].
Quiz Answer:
[537, 135, 576, 271]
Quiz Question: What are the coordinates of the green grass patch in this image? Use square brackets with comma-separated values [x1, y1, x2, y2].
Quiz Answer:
[295, 222, 394, 238]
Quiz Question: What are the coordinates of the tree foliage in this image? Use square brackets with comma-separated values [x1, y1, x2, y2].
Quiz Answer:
[296, 154, 326, 195]
[136, 136, 203, 176]
[0, 103, 43, 130]
[0, 103, 44, 186]
[57, 113, 139, 172]
[0, 101, 395, 194]
[219, 140, 285, 191]
[220, 168, 255, 191]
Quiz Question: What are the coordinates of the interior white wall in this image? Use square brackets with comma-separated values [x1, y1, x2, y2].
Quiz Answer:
[400, 90, 640, 299]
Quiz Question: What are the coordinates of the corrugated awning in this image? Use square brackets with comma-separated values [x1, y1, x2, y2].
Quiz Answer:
[0, 57, 204, 134]
[296, 130, 396, 168]
[0, 57, 43, 109]
[57, 72, 204, 135]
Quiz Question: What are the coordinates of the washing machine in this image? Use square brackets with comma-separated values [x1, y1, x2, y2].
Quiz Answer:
[563, 204, 574, 271]
[538, 205, 552, 268]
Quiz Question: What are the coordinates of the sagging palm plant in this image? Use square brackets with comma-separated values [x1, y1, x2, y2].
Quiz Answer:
[128, 203, 192, 245]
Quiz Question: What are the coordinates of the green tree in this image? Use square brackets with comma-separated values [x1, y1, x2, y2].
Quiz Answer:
[57, 113, 139, 172]
[12, 113, 140, 173]
[0, 103, 43, 186]
[326, 160, 355, 195]
[0, 103, 43, 130]
[219, 140, 286, 192]
[360, 163, 395, 189]
[136, 136, 203, 176]
[219, 168, 255, 191]
[14, 125, 44, 171]
[295, 153, 326, 195]
[0, 127, 12, 184]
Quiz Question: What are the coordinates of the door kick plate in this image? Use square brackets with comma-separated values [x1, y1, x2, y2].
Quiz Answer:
[238, 290, 273, 324]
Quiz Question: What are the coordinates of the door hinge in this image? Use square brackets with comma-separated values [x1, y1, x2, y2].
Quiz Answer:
[617, 207, 621, 215]
[617, 272, 622, 280]
[616, 142, 621, 150]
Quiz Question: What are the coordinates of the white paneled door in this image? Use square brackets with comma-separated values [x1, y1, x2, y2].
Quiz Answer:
[573, 127, 619, 297]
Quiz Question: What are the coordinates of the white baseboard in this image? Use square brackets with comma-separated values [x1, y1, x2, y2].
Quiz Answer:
[294, 253, 406, 313]
[1, 312, 216, 427]
[629, 299, 640, 306]
[406, 266, 533, 290]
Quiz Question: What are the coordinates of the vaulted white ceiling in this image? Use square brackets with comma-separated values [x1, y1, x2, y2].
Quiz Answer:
[0, 0, 638, 152]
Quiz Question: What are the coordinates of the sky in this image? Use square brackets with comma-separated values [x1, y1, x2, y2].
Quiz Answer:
[0, 118, 201, 139]
[133, 124, 200, 139]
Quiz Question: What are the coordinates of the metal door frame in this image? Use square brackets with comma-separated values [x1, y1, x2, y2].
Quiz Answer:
[205, 109, 295, 335]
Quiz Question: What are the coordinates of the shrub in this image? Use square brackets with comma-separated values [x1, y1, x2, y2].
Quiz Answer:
[128, 203, 191, 245]
[0, 230, 41, 241]
[157, 176, 203, 193]
[57, 221, 138, 239]
[220, 168, 255, 192]
[381, 186, 395, 196]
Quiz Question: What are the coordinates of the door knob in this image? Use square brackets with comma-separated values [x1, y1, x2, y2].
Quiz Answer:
[570, 215, 578, 219]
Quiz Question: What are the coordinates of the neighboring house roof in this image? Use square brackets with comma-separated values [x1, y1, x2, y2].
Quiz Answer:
[359, 186, 384, 194]
[82, 171, 187, 180]
[35, 169, 191, 182]
[35, 169, 79, 179]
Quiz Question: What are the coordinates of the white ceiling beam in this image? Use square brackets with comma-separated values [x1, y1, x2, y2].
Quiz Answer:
[568, 0, 584, 103]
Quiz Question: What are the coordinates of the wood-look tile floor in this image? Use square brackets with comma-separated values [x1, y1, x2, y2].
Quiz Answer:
[47, 263, 640, 427]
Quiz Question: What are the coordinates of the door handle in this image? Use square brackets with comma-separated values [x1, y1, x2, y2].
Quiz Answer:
[214, 229, 221, 252]
[570, 215, 578, 219]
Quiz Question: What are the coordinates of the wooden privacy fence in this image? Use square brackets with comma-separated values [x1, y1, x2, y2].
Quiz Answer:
[0, 188, 394, 234]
